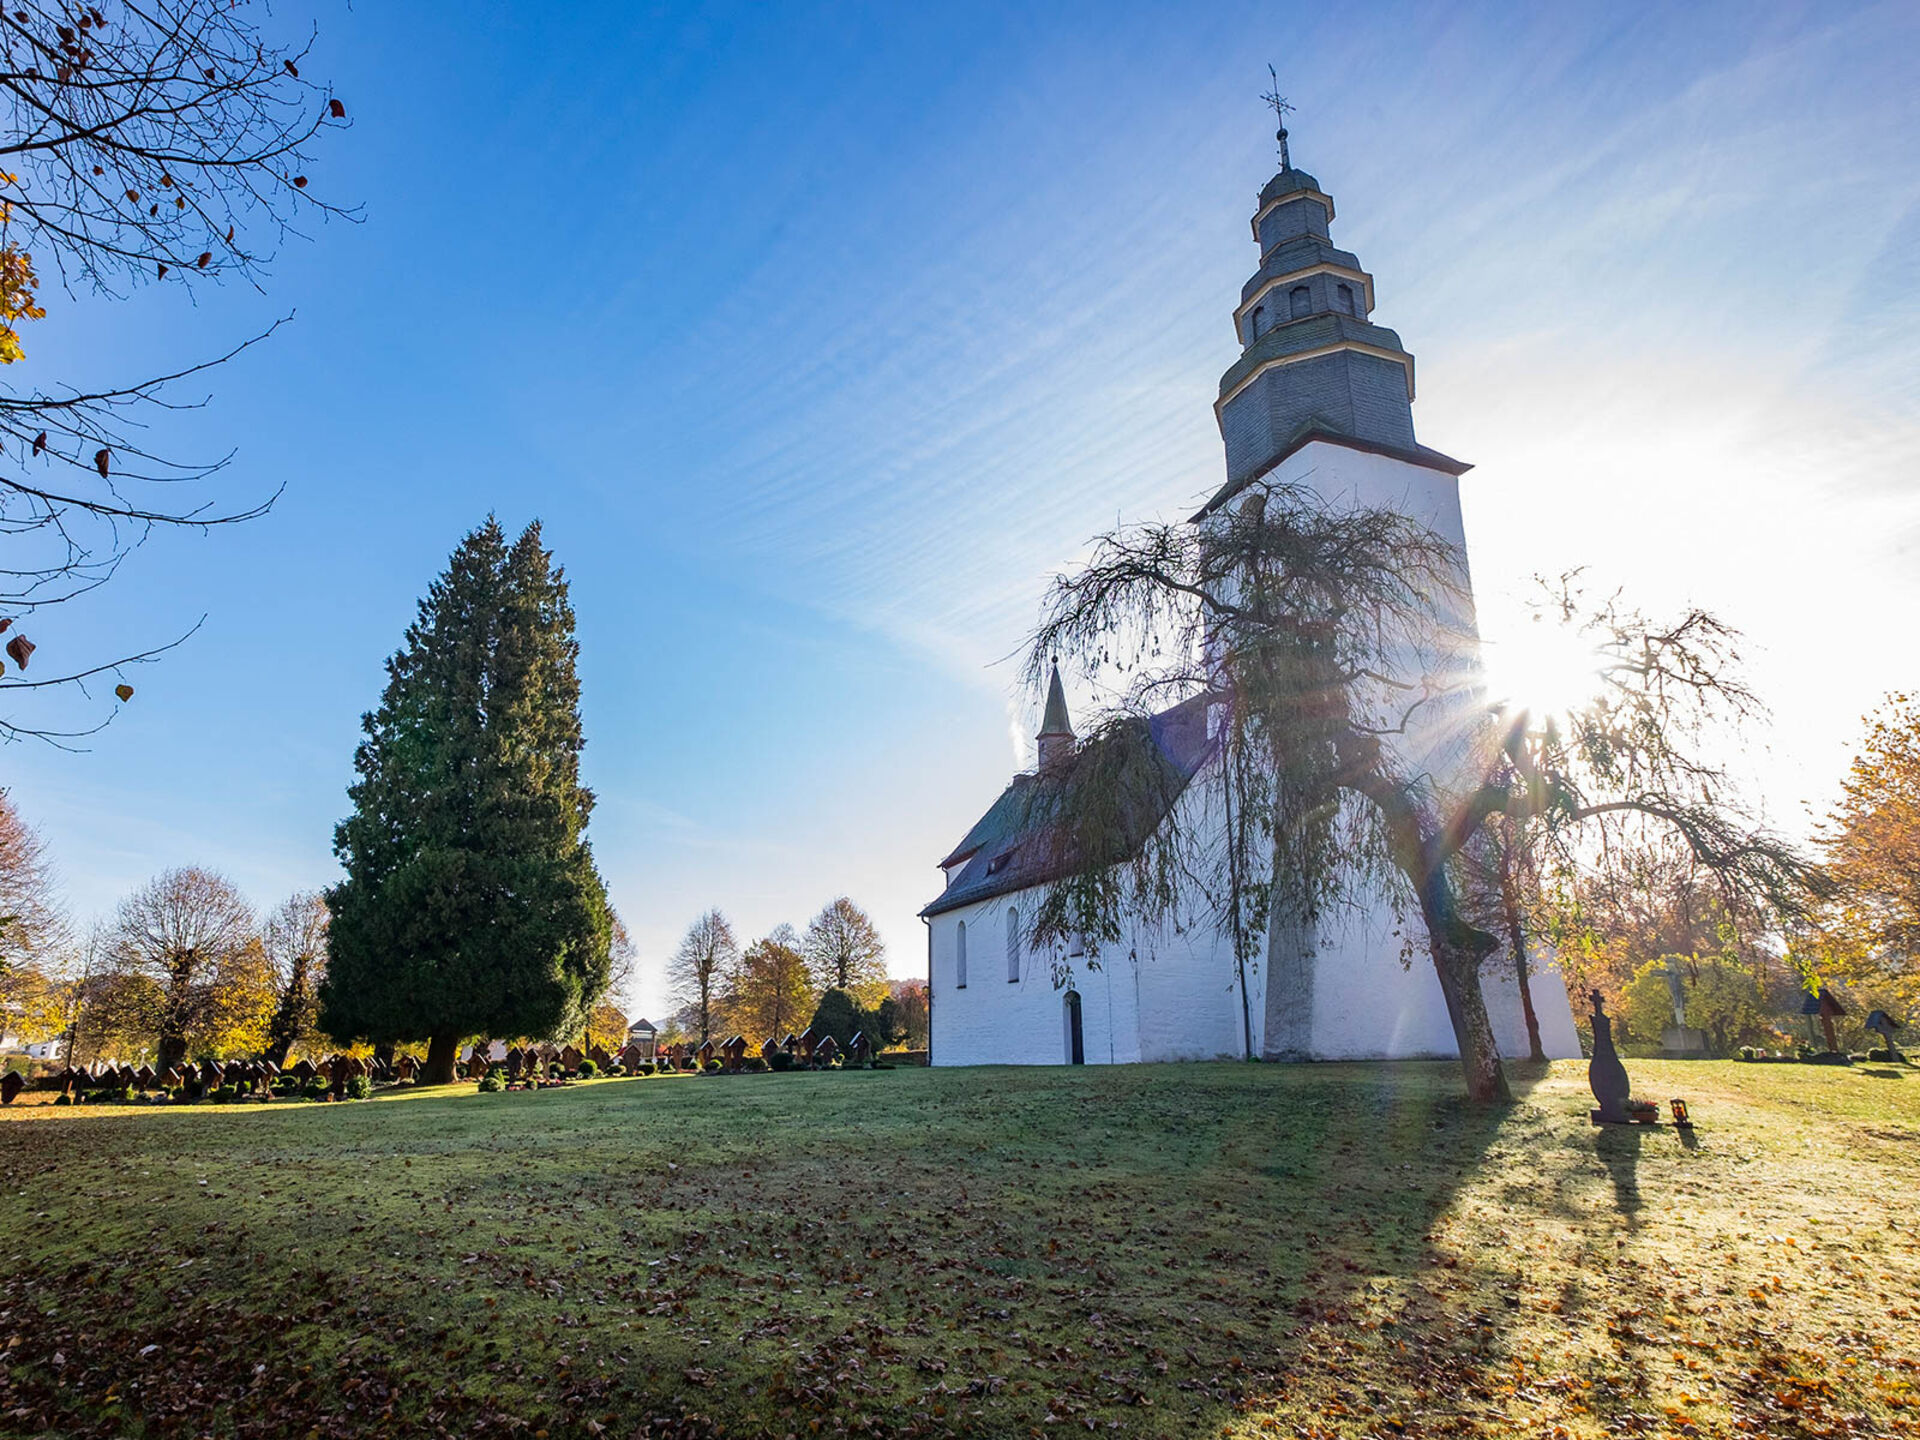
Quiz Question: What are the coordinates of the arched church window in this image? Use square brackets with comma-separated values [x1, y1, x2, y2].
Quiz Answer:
[1247, 305, 1264, 342]
[1007, 907, 1021, 982]
[955, 920, 968, 989]
[1289, 284, 1310, 319]
[1336, 283, 1356, 316]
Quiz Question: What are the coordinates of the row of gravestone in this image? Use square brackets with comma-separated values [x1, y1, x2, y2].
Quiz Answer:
[37, 1054, 426, 1102]
[473, 1028, 875, 1084]
[0, 1024, 885, 1108]
[672, 1028, 873, 1073]
[470, 1042, 613, 1082]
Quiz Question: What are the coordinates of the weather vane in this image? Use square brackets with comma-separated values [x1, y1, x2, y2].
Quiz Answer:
[1260, 65, 1294, 170]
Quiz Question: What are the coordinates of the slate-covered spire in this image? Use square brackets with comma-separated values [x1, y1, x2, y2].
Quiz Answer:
[1036, 662, 1074, 771]
[1212, 120, 1422, 489]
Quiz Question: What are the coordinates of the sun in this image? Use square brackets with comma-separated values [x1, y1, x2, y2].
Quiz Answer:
[1481, 613, 1608, 722]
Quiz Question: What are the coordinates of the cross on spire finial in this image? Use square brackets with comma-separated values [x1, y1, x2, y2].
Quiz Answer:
[1260, 65, 1294, 171]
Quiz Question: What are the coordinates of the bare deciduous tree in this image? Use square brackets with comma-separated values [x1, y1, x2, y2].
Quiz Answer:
[105, 864, 257, 1070]
[800, 897, 888, 1006]
[668, 909, 737, 1045]
[0, 1, 351, 740]
[0, 786, 64, 969]
[1029, 482, 1822, 1102]
[261, 889, 326, 1066]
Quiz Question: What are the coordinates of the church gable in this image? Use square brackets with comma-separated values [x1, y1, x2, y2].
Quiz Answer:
[924, 689, 1216, 919]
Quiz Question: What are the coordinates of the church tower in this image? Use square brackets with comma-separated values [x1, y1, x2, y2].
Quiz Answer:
[1198, 104, 1467, 517]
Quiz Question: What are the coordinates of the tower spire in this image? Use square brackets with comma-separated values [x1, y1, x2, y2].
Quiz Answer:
[1261, 65, 1294, 171]
[1037, 660, 1074, 771]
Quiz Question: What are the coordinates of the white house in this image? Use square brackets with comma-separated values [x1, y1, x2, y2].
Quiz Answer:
[921, 136, 1581, 1068]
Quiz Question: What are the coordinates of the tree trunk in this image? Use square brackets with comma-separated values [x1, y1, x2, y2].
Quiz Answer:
[422, 1032, 460, 1086]
[1500, 877, 1546, 1062]
[157, 1032, 187, 1075]
[1428, 933, 1510, 1103]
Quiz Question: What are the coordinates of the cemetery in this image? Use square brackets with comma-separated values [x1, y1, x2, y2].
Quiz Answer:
[13, 1025, 894, 1110]
[1, 1057, 1916, 1438]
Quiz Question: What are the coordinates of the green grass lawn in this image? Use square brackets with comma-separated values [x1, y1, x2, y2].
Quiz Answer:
[1, 1059, 1916, 1439]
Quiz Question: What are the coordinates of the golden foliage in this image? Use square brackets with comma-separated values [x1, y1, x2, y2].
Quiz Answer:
[723, 936, 817, 1045]
[1820, 693, 1920, 1014]
[583, 1001, 627, 1053]
[0, 238, 46, 364]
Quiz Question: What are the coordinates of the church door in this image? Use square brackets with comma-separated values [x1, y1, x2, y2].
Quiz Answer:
[1063, 990, 1085, 1065]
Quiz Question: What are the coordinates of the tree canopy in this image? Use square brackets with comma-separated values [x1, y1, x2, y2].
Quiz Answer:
[321, 518, 611, 1084]
[800, 897, 888, 1007]
[1028, 482, 1822, 1101]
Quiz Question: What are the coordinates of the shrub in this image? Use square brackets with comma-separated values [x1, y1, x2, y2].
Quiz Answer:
[1739, 1045, 1756, 1061]
[703, 1060, 722, 1074]
[638, 1063, 656, 1076]
[577, 1059, 597, 1078]
[478, 1070, 505, 1093]
[768, 1051, 794, 1072]
[213, 1085, 238, 1104]
[346, 1075, 373, 1100]
[547, 1062, 563, 1078]
[742, 1055, 768, 1073]
[606, 1064, 624, 1076]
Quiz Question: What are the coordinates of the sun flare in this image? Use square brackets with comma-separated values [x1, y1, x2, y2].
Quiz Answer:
[1482, 615, 1608, 721]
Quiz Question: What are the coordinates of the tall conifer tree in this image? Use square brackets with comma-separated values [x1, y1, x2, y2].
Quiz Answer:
[321, 518, 611, 1083]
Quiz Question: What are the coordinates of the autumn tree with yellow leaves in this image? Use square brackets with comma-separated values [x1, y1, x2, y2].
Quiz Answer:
[1818, 693, 1920, 1016]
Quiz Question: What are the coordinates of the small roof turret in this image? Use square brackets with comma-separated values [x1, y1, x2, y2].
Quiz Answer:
[1037, 662, 1074, 771]
[1039, 663, 1072, 739]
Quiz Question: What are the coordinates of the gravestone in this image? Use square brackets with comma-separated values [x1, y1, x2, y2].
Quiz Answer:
[1658, 955, 1710, 1057]
[134, 1064, 157, 1090]
[720, 1035, 747, 1072]
[814, 1034, 839, 1066]
[760, 1037, 780, 1061]
[797, 1028, 818, 1063]
[848, 1031, 870, 1066]
[160, 1067, 183, 1092]
[694, 1040, 715, 1068]
[1866, 1010, 1903, 1060]
[590, 1044, 613, 1072]
[1587, 991, 1634, 1125]
[1817, 987, 1847, 1053]
[291, 1059, 317, 1084]
[1, 1071, 22, 1105]
[395, 1055, 416, 1083]
[560, 1045, 584, 1075]
[505, 1047, 525, 1079]
[780, 1033, 799, 1055]
[620, 1042, 646, 1071]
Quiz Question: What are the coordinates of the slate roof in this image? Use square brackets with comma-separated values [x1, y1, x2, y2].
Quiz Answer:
[923, 692, 1220, 918]
[1258, 168, 1325, 206]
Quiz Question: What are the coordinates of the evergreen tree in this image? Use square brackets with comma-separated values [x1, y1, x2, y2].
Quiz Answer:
[321, 518, 611, 1084]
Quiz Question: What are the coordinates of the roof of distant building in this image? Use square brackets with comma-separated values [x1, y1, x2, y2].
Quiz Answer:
[923, 692, 1219, 918]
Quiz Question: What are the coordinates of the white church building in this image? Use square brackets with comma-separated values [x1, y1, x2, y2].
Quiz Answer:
[921, 134, 1582, 1068]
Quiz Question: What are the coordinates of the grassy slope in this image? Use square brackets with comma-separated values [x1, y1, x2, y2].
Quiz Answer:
[0, 1059, 1916, 1439]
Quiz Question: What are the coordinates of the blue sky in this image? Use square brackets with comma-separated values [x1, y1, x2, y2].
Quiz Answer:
[5, 1, 1918, 1021]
